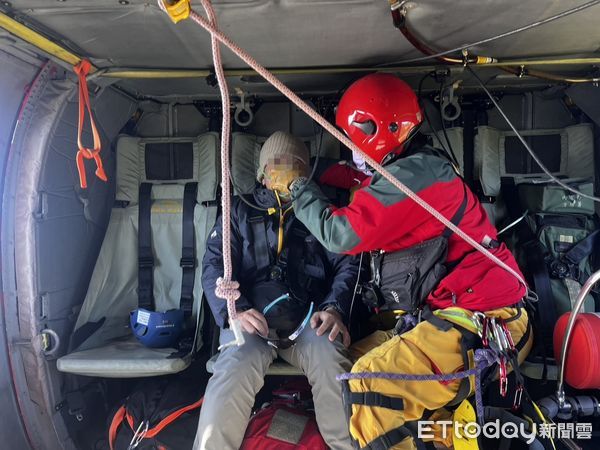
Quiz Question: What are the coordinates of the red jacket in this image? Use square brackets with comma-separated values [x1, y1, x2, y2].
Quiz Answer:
[293, 149, 526, 312]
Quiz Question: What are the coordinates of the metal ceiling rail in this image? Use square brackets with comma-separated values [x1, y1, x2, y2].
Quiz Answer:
[77, 58, 600, 79]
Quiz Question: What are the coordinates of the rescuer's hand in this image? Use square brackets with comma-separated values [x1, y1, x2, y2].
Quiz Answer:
[311, 309, 351, 347]
[237, 308, 269, 337]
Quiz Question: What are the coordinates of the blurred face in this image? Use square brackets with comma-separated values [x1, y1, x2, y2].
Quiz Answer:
[262, 154, 307, 200]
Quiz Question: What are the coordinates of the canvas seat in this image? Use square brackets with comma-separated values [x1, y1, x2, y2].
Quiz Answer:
[474, 123, 594, 226]
[474, 124, 595, 380]
[58, 133, 219, 378]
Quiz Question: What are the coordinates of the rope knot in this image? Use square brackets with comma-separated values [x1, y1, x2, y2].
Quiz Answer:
[215, 278, 241, 301]
[474, 348, 499, 369]
[394, 313, 418, 335]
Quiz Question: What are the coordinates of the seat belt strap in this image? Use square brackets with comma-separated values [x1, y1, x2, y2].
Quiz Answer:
[525, 239, 557, 350]
[248, 211, 271, 274]
[180, 182, 198, 317]
[564, 229, 599, 265]
[138, 183, 154, 310]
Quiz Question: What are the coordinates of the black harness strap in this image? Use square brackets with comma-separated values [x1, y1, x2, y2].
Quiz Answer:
[404, 421, 434, 450]
[138, 183, 154, 310]
[360, 426, 412, 450]
[447, 324, 481, 408]
[442, 183, 468, 239]
[525, 238, 557, 352]
[180, 182, 198, 317]
[564, 229, 599, 266]
[422, 306, 454, 332]
[347, 392, 404, 411]
[248, 212, 271, 275]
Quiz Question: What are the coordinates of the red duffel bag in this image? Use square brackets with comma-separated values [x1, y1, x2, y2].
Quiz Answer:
[554, 312, 600, 389]
[240, 381, 327, 450]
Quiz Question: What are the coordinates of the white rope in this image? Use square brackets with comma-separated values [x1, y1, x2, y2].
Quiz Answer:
[159, 0, 244, 347]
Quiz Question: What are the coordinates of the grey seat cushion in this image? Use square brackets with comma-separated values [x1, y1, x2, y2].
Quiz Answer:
[205, 353, 304, 376]
[57, 337, 191, 378]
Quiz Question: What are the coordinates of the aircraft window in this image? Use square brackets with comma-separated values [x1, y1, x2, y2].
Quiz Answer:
[145, 142, 194, 180]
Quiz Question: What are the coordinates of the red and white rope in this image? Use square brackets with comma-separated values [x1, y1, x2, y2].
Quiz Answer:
[159, 0, 242, 324]
[198, 0, 242, 323]
[160, 0, 528, 304]
[159, 0, 527, 319]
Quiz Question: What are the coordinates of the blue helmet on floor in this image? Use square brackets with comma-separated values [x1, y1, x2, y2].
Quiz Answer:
[130, 308, 185, 348]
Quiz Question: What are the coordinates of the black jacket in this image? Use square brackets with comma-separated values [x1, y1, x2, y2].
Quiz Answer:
[202, 188, 360, 328]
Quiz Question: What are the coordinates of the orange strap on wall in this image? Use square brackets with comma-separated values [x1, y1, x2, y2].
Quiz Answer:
[73, 59, 107, 189]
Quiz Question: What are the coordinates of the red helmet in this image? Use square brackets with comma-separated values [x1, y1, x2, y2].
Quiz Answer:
[336, 73, 422, 164]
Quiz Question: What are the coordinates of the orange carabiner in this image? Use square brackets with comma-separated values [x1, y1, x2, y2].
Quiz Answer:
[73, 59, 107, 189]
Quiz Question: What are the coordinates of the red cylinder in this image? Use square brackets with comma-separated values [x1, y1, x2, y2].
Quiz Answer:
[554, 312, 600, 390]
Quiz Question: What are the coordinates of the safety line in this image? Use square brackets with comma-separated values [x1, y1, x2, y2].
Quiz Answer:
[165, 0, 529, 291]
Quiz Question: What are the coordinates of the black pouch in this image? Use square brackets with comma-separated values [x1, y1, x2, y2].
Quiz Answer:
[376, 235, 449, 311]
[374, 182, 468, 312]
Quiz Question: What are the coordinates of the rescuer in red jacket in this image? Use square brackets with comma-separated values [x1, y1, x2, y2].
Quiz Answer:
[288, 73, 533, 449]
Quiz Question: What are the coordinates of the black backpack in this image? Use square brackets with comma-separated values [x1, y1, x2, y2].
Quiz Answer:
[513, 180, 599, 353]
[108, 379, 203, 450]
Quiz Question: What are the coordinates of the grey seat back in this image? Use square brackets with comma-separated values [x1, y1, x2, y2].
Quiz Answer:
[57, 134, 219, 377]
[474, 124, 594, 225]
[230, 131, 337, 195]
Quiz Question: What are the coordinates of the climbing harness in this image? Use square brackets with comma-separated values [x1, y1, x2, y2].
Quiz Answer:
[74, 59, 107, 189]
[157, 2, 530, 337]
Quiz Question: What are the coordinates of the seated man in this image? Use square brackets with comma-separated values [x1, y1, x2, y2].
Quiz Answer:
[194, 131, 358, 450]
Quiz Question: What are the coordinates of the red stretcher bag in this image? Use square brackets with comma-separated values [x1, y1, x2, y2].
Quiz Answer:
[240, 380, 327, 450]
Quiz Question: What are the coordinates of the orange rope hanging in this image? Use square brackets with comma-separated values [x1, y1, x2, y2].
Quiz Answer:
[73, 59, 107, 189]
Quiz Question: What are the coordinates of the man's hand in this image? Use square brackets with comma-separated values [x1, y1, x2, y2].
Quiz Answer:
[310, 308, 351, 347]
[237, 309, 269, 337]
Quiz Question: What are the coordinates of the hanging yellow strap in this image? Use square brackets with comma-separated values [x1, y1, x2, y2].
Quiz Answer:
[273, 191, 292, 257]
